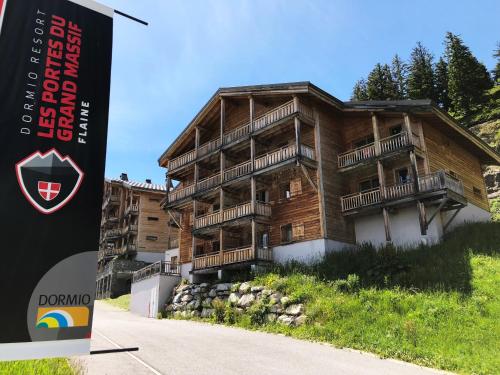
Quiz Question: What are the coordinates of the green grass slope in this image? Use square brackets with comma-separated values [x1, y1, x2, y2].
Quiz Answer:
[102, 294, 130, 310]
[0, 358, 76, 375]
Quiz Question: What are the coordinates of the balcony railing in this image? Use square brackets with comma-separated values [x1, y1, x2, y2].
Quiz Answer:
[340, 171, 465, 212]
[193, 246, 273, 270]
[123, 224, 138, 234]
[167, 238, 179, 249]
[125, 204, 139, 215]
[338, 131, 421, 169]
[102, 194, 120, 208]
[132, 261, 180, 283]
[194, 202, 272, 230]
[167, 100, 314, 172]
[105, 228, 123, 239]
[167, 144, 315, 205]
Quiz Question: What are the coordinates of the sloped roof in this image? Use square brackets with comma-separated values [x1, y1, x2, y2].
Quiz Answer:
[107, 178, 166, 192]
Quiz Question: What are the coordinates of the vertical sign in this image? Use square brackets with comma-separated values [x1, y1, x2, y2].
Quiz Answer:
[0, 0, 113, 360]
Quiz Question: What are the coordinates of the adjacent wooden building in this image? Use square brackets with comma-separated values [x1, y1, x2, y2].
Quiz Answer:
[158, 82, 500, 282]
[96, 174, 179, 298]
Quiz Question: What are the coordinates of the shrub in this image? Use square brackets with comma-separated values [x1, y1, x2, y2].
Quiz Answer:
[212, 298, 226, 323]
[247, 300, 268, 325]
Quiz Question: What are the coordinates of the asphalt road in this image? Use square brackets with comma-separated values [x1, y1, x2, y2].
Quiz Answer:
[77, 301, 445, 375]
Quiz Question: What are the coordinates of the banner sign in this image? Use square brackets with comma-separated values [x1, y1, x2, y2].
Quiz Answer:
[0, 0, 113, 360]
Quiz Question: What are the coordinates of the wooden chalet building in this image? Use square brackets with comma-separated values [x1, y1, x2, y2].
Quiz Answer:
[96, 174, 179, 298]
[158, 82, 500, 282]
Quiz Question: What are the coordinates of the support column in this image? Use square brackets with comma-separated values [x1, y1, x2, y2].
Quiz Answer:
[251, 176, 256, 213]
[249, 96, 254, 132]
[371, 113, 381, 155]
[220, 97, 225, 144]
[165, 173, 171, 204]
[409, 150, 419, 193]
[219, 186, 224, 263]
[251, 219, 257, 260]
[417, 201, 427, 235]
[382, 208, 391, 243]
[295, 117, 302, 158]
[195, 126, 200, 157]
[191, 199, 197, 265]
[377, 160, 386, 199]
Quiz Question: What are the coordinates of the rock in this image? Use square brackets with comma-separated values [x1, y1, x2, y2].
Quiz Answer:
[208, 289, 217, 298]
[285, 304, 304, 316]
[239, 282, 251, 294]
[173, 293, 183, 304]
[215, 283, 232, 291]
[192, 287, 201, 295]
[228, 292, 240, 306]
[238, 293, 255, 308]
[265, 313, 277, 323]
[280, 296, 290, 306]
[165, 304, 174, 312]
[202, 298, 212, 308]
[186, 300, 201, 310]
[251, 286, 264, 293]
[277, 315, 294, 326]
[181, 294, 193, 303]
[230, 283, 241, 292]
[235, 308, 244, 314]
[268, 305, 280, 313]
[191, 310, 200, 318]
[175, 284, 190, 293]
[269, 293, 282, 305]
[262, 289, 273, 297]
[217, 290, 230, 296]
[201, 308, 214, 318]
[200, 282, 209, 288]
[294, 315, 307, 326]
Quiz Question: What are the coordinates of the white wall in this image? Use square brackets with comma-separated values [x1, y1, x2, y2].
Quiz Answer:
[180, 262, 192, 281]
[273, 239, 326, 264]
[441, 203, 491, 231]
[135, 252, 165, 264]
[355, 205, 443, 248]
[164, 248, 179, 262]
[131, 274, 180, 318]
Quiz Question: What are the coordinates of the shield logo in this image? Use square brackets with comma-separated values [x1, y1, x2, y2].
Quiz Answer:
[16, 149, 84, 214]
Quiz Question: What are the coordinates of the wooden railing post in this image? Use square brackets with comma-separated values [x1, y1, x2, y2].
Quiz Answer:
[249, 95, 254, 132]
[371, 113, 381, 156]
[377, 160, 386, 200]
[295, 117, 302, 158]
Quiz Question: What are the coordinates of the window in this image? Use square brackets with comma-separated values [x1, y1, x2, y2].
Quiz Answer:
[281, 224, 293, 243]
[258, 232, 269, 248]
[147, 216, 159, 221]
[473, 187, 482, 197]
[353, 135, 374, 148]
[390, 124, 403, 135]
[358, 178, 379, 192]
[171, 256, 178, 264]
[395, 167, 410, 184]
[256, 190, 268, 203]
[146, 235, 158, 241]
[280, 183, 291, 200]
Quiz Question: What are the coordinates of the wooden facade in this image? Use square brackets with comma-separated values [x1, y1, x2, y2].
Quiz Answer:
[159, 83, 500, 275]
[98, 176, 178, 269]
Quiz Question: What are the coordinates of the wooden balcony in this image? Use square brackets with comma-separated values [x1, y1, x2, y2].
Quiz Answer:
[125, 204, 139, 216]
[105, 228, 123, 239]
[193, 246, 273, 270]
[167, 100, 314, 172]
[340, 171, 465, 213]
[132, 261, 180, 283]
[123, 224, 138, 234]
[102, 194, 120, 208]
[167, 144, 316, 205]
[338, 132, 420, 169]
[194, 202, 272, 230]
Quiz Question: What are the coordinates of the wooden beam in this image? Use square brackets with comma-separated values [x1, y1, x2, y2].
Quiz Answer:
[443, 207, 462, 232]
[220, 97, 225, 144]
[313, 107, 327, 239]
[409, 150, 419, 193]
[249, 95, 255, 132]
[403, 112, 412, 136]
[382, 208, 391, 242]
[377, 160, 386, 199]
[251, 176, 256, 212]
[167, 209, 182, 230]
[295, 117, 302, 158]
[427, 198, 448, 228]
[251, 219, 256, 258]
[195, 126, 200, 158]
[371, 113, 381, 155]
[417, 201, 427, 235]
[300, 163, 318, 192]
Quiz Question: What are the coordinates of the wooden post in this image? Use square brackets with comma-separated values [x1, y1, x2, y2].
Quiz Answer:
[195, 126, 200, 157]
[377, 160, 386, 199]
[382, 208, 391, 243]
[251, 176, 256, 213]
[220, 97, 225, 144]
[403, 112, 412, 138]
[194, 163, 199, 191]
[371, 113, 381, 155]
[295, 117, 302, 158]
[314, 107, 327, 239]
[251, 219, 257, 259]
[409, 151, 419, 193]
[293, 95, 299, 112]
[220, 151, 225, 183]
[417, 201, 427, 235]
[249, 95, 254, 132]
[192, 200, 197, 263]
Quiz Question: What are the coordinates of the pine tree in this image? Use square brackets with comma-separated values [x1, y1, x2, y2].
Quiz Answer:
[493, 42, 500, 84]
[352, 79, 369, 100]
[366, 63, 398, 100]
[407, 42, 436, 100]
[445, 32, 493, 120]
[391, 54, 408, 99]
[434, 57, 450, 110]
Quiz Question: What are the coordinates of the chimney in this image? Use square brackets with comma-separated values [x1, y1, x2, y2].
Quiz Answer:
[145, 178, 152, 184]
[120, 173, 128, 181]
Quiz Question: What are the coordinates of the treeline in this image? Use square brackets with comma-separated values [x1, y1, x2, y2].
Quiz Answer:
[351, 32, 500, 127]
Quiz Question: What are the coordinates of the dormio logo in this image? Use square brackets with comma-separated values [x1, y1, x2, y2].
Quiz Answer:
[36, 306, 90, 329]
[16, 149, 84, 214]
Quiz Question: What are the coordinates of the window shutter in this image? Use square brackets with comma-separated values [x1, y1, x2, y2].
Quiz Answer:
[292, 223, 305, 240]
[290, 178, 302, 196]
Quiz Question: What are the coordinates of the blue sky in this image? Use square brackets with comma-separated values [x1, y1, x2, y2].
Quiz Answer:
[100, 0, 500, 185]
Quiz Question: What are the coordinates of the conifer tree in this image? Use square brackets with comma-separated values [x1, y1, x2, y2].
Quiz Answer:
[445, 32, 493, 120]
[351, 79, 369, 100]
[407, 42, 436, 100]
[366, 63, 398, 100]
[391, 54, 408, 99]
[434, 57, 450, 110]
[493, 42, 500, 84]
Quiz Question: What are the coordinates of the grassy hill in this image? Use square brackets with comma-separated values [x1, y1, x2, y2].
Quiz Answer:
[176, 222, 500, 374]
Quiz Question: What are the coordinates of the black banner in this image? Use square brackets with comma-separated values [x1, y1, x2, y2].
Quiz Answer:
[0, 0, 113, 359]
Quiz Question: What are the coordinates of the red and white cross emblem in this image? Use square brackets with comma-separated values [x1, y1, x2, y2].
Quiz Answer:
[38, 181, 61, 201]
